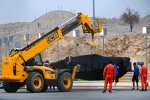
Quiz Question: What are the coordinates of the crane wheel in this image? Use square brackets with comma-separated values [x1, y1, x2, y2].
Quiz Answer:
[3, 82, 20, 93]
[41, 80, 48, 92]
[57, 72, 73, 92]
[26, 72, 44, 93]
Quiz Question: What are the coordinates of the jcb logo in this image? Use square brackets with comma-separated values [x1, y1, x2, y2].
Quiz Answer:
[47, 33, 59, 44]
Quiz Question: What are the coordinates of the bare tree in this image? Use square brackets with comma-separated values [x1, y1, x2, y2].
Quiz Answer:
[121, 8, 140, 32]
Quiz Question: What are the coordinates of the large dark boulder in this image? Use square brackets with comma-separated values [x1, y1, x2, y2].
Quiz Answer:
[50, 54, 131, 80]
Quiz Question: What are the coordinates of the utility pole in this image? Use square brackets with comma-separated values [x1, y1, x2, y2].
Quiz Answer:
[102, 35, 105, 51]
[93, 0, 95, 19]
[91, 0, 96, 54]
[143, 26, 150, 72]
[57, 41, 60, 61]
[55, 19, 60, 61]
[146, 33, 148, 68]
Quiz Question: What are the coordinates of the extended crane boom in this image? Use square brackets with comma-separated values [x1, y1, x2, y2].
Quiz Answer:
[0, 13, 102, 93]
[10, 13, 102, 63]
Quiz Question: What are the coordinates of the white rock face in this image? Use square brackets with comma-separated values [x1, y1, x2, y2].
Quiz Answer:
[0, 11, 150, 63]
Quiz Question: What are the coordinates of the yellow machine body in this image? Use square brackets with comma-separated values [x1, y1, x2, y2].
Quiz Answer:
[0, 13, 102, 89]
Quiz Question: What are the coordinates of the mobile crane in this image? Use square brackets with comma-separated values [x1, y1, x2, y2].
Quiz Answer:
[0, 13, 102, 93]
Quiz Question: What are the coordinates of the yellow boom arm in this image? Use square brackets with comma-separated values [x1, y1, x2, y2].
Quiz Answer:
[0, 13, 102, 82]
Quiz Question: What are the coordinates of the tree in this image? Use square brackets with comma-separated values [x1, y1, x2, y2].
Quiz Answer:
[121, 8, 140, 32]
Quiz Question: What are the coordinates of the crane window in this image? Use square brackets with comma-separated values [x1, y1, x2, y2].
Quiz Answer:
[25, 54, 43, 66]
[34, 54, 43, 66]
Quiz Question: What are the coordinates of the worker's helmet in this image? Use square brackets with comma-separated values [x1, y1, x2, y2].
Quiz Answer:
[140, 61, 144, 66]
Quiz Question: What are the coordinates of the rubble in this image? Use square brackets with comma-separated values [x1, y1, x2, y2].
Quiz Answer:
[24, 32, 150, 64]
[0, 11, 150, 63]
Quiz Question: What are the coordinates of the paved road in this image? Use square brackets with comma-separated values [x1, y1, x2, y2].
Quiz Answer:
[0, 87, 149, 100]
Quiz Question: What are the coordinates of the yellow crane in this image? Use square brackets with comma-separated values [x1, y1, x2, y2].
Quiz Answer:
[0, 13, 102, 93]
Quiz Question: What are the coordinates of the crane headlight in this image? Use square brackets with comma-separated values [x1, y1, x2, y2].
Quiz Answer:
[45, 70, 51, 74]
[4, 59, 10, 65]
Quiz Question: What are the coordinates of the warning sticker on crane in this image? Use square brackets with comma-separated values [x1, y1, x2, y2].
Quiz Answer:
[47, 32, 59, 44]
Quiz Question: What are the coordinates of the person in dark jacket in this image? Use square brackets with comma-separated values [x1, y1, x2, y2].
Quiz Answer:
[113, 64, 119, 90]
[131, 62, 140, 90]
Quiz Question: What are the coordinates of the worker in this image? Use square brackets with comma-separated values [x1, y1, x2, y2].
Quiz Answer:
[103, 61, 116, 93]
[139, 61, 148, 91]
[131, 62, 139, 90]
[113, 63, 119, 90]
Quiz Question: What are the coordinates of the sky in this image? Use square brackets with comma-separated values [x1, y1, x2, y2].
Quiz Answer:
[0, 0, 150, 24]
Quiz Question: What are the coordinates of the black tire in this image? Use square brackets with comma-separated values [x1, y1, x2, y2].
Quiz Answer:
[26, 72, 44, 93]
[57, 72, 73, 92]
[41, 80, 48, 92]
[3, 82, 20, 93]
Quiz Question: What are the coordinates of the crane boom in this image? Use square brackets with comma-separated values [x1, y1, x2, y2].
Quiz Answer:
[9, 13, 102, 65]
[0, 13, 102, 93]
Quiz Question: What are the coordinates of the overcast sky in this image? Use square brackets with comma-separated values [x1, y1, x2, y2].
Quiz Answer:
[0, 0, 150, 24]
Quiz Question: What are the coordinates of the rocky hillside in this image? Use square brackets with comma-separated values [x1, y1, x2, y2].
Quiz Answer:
[1, 10, 150, 36]
[23, 32, 149, 64]
[0, 11, 75, 36]
[0, 10, 150, 64]
[101, 15, 150, 34]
